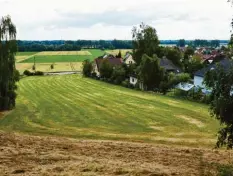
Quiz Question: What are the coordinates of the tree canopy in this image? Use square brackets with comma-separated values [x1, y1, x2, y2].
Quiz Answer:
[0, 16, 18, 110]
[139, 54, 164, 90]
[204, 62, 233, 148]
[132, 23, 160, 64]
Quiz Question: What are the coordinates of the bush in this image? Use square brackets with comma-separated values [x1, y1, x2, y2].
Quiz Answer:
[82, 60, 93, 77]
[32, 65, 36, 71]
[51, 64, 54, 69]
[14, 70, 20, 81]
[34, 71, 44, 76]
[91, 72, 97, 78]
[23, 70, 33, 76]
[217, 165, 233, 176]
[23, 70, 44, 76]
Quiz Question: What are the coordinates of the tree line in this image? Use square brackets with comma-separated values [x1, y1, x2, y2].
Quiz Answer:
[17, 39, 226, 52]
[177, 39, 222, 47]
[17, 39, 132, 52]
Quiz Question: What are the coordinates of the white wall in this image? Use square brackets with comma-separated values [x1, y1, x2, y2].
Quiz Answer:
[94, 64, 100, 77]
[194, 76, 204, 88]
[125, 55, 135, 65]
[130, 77, 138, 86]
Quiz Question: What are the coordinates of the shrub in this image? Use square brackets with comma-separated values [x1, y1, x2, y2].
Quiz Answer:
[34, 71, 44, 76]
[14, 70, 20, 81]
[23, 70, 33, 76]
[51, 64, 54, 69]
[82, 60, 93, 77]
[32, 65, 36, 71]
[91, 72, 97, 78]
[217, 165, 233, 176]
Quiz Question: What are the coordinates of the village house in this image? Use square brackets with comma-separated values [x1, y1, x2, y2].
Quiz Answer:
[123, 52, 135, 65]
[194, 59, 231, 93]
[160, 56, 181, 73]
[93, 54, 123, 77]
[129, 56, 181, 90]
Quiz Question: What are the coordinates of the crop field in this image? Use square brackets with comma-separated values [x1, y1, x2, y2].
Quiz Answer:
[35, 51, 91, 56]
[16, 62, 82, 73]
[0, 75, 220, 148]
[16, 52, 39, 56]
[15, 52, 38, 63]
[106, 49, 132, 56]
[18, 49, 106, 64]
[20, 55, 90, 63]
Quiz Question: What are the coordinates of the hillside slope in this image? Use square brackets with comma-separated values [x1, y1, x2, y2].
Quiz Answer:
[0, 75, 219, 147]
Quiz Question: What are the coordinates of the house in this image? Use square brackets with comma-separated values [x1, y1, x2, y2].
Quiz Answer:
[93, 54, 123, 77]
[123, 52, 135, 65]
[159, 57, 181, 74]
[129, 75, 145, 90]
[194, 59, 231, 92]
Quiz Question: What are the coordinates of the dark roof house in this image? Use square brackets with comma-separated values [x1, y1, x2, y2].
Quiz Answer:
[195, 59, 232, 77]
[159, 57, 181, 74]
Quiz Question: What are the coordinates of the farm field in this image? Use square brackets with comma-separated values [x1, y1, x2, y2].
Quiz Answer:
[16, 62, 82, 73]
[0, 75, 220, 147]
[105, 49, 132, 56]
[15, 49, 106, 73]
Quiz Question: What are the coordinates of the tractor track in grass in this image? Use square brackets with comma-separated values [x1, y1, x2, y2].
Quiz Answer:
[0, 132, 232, 176]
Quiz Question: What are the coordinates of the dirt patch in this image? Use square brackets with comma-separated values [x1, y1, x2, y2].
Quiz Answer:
[0, 132, 232, 175]
[176, 115, 205, 128]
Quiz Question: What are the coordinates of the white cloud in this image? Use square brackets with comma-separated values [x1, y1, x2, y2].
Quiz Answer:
[0, 0, 232, 40]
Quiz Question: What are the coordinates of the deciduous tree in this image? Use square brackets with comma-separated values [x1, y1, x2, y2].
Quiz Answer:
[0, 15, 18, 110]
[139, 54, 164, 90]
[132, 23, 160, 64]
[204, 62, 233, 148]
[82, 60, 93, 77]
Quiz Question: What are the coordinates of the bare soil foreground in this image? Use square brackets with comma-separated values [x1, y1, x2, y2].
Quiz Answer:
[0, 132, 233, 176]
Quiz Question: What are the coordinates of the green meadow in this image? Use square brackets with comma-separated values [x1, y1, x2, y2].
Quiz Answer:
[0, 74, 220, 147]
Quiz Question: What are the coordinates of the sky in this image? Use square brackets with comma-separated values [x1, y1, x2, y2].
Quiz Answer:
[0, 0, 232, 40]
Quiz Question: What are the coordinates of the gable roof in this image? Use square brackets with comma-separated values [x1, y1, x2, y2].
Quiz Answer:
[95, 57, 123, 71]
[159, 57, 181, 73]
[195, 59, 232, 77]
[123, 52, 134, 61]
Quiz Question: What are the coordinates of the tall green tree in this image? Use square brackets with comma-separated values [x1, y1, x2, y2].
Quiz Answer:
[183, 47, 195, 72]
[132, 23, 160, 64]
[82, 60, 93, 77]
[186, 55, 203, 78]
[139, 54, 164, 90]
[165, 47, 183, 67]
[0, 16, 18, 111]
[204, 62, 233, 148]
[99, 59, 113, 79]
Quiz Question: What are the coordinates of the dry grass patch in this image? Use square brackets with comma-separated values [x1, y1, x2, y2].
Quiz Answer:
[176, 115, 205, 128]
[0, 132, 232, 176]
[106, 49, 132, 56]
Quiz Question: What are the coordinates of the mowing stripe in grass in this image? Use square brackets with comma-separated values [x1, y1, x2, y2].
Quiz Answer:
[0, 75, 220, 147]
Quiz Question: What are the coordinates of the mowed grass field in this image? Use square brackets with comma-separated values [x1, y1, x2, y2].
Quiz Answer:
[0, 75, 220, 147]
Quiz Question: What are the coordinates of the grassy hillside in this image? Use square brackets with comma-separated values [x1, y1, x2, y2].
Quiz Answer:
[0, 75, 220, 147]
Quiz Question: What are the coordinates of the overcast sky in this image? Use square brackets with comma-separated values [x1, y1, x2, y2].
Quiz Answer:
[0, 0, 232, 40]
